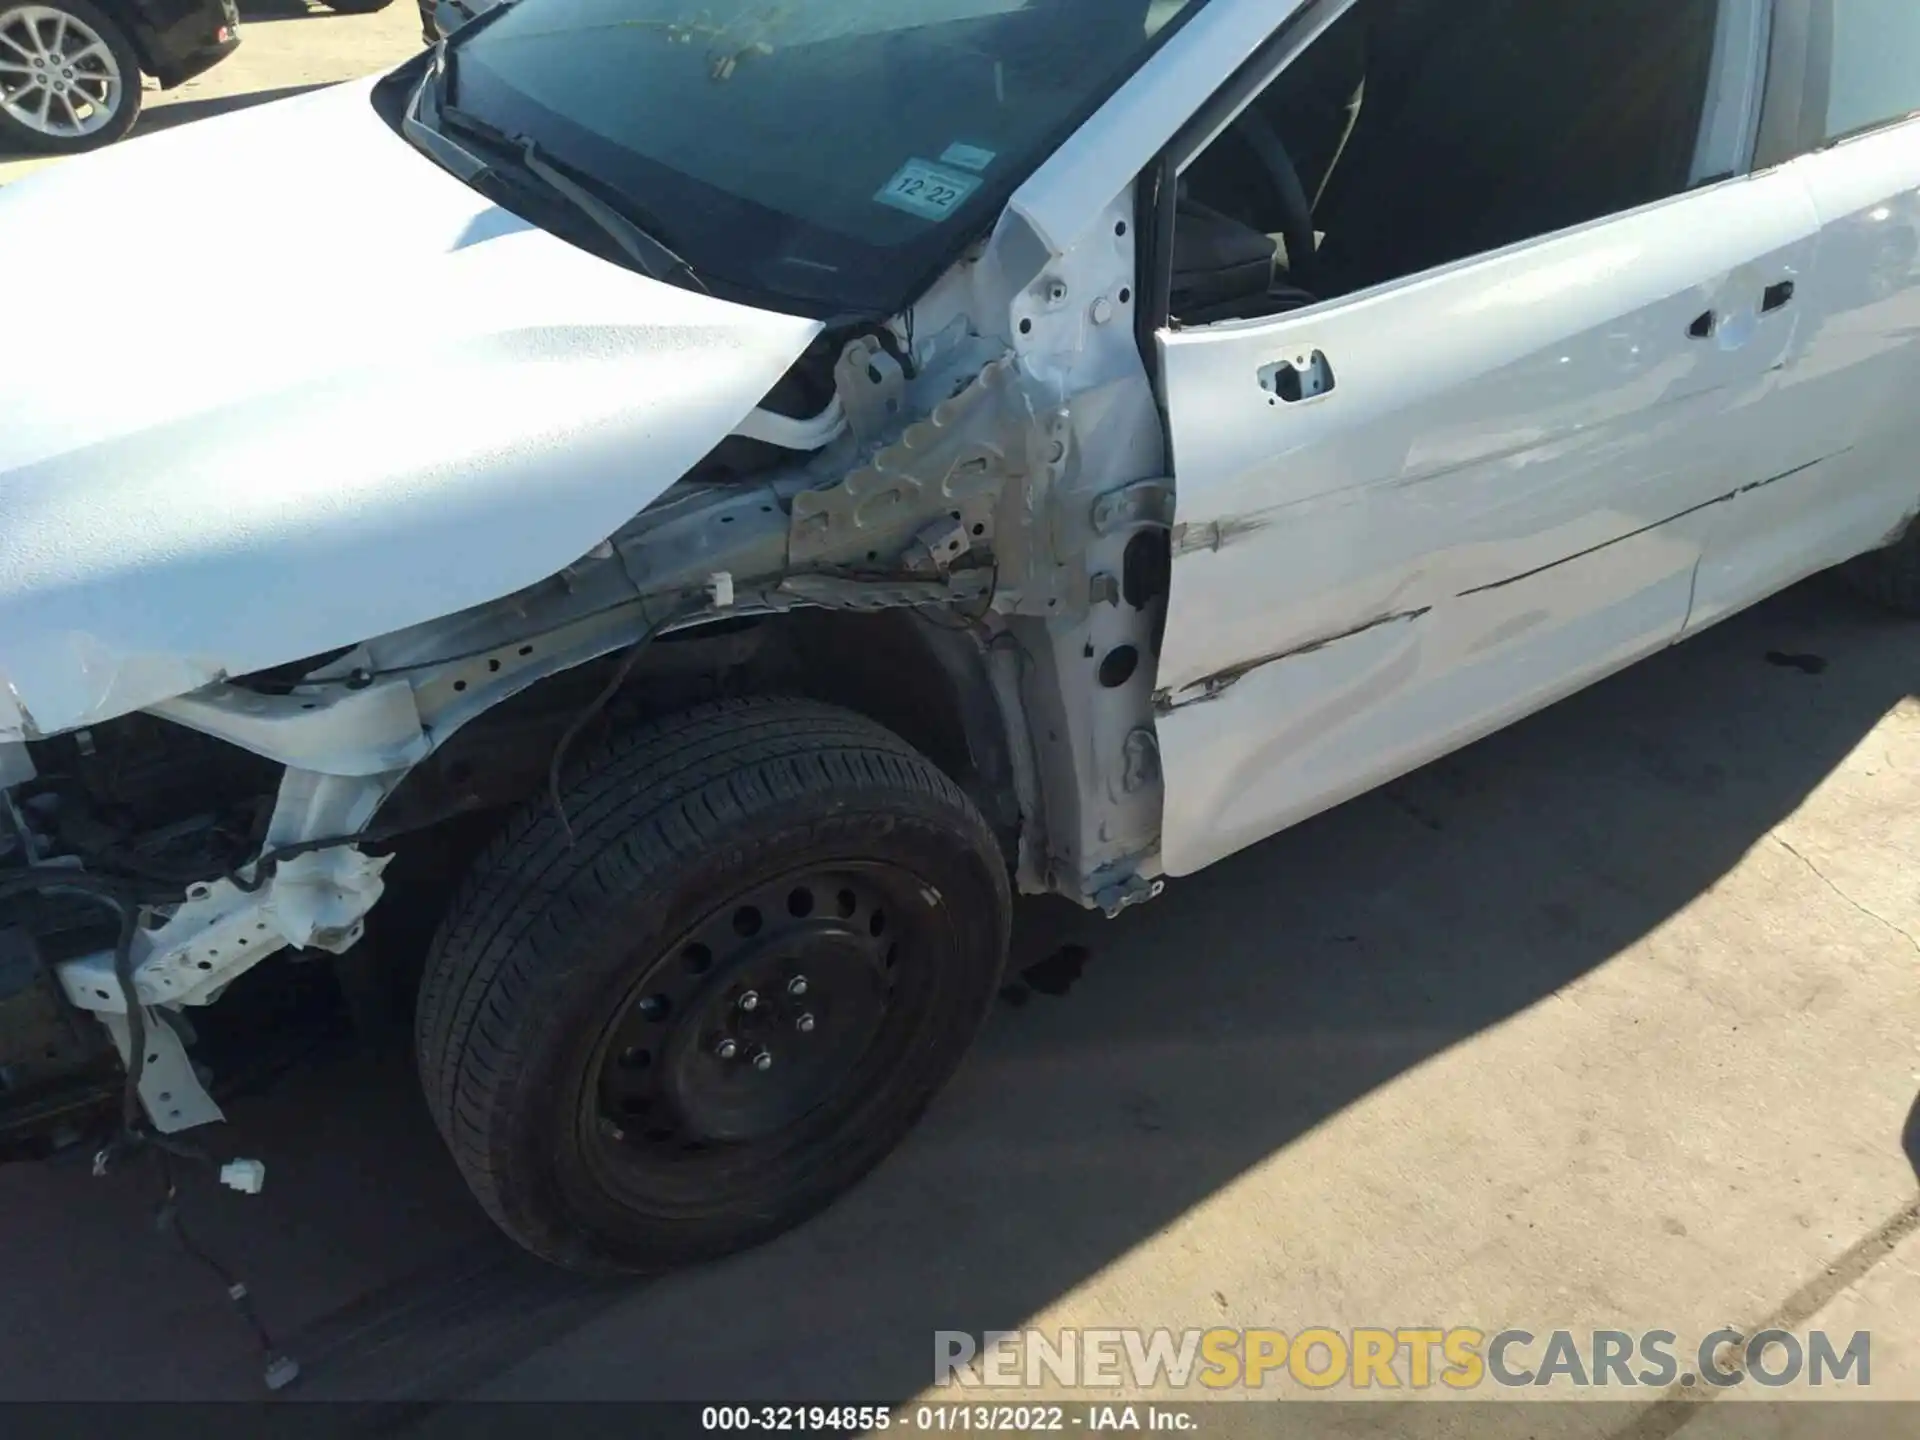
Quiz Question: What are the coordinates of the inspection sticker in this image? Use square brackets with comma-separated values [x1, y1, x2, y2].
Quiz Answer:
[874, 159, 983, 222]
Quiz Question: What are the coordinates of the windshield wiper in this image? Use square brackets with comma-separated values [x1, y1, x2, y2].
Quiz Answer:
[435, 101, 709, 294]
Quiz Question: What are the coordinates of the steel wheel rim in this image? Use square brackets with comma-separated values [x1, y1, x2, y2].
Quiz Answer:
[578, 859, 940, 1208]
[0, 5, 123, 139]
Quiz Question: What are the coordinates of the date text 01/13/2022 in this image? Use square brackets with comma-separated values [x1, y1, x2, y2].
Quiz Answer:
[699, 1405, 1200, 1432]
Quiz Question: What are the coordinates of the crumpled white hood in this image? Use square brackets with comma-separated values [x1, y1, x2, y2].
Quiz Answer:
[0, 77, 823, 742]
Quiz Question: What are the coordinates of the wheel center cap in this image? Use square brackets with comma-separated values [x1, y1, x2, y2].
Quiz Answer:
[659, 923, 889, 1144]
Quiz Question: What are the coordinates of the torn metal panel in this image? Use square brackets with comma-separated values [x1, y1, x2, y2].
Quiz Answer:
[1154, 607, 1433, 714]
[1170, 513, 1273, 557]
[788, 355, 1035, 571]
[1091, 479, 1175, 537]
[1090, 868, 1165, 919]
[55, 851, 386, 1012]
[51, 763, 403, 1122]
[97, 1009, 222, 1135]
[58, 790, 396, 1017]
[13, 175, 1176, 1157]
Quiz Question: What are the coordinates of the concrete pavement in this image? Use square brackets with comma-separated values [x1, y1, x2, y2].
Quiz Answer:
[1, 13, 1919, 1425]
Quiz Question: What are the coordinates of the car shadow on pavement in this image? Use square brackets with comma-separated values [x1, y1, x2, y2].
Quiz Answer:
[0, 576, 1913, 1407]
[133, 83, 334, 138]
[1902, 1091, 1920, 1180]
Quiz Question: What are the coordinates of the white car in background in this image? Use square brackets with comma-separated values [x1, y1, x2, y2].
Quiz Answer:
[0, 0, 1915, 1275]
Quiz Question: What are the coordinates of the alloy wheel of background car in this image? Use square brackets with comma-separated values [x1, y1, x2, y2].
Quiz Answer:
[0, 0, 140, 154]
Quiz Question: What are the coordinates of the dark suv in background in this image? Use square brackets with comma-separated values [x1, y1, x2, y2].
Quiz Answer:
[0, 0, 408, 157]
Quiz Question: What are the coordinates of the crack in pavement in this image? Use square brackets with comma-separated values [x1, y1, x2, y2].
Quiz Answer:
[1773, 835, 1920, 956]
[1605, 1198, 1920, 1440]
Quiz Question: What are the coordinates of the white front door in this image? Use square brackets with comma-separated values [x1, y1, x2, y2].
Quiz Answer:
[1152, 169, 1820, 876]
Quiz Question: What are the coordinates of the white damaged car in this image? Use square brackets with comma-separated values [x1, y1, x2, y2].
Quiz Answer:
[1, 0, 1917, 1272]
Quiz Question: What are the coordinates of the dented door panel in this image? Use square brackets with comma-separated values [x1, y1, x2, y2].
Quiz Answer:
[1159, 518, 1710, 874]
[1154, 174, 1821, 877]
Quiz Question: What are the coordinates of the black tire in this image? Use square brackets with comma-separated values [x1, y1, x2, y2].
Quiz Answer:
[320, 0, 397, 11]
[1840, 515, 1920, 617]
[416, 697, 1012, 1274]
[0, 0, 142, 156]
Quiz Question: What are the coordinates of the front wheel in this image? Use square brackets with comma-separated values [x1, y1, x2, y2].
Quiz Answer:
[415, 698, 1012, 1274]
[0, 0, 143, 155]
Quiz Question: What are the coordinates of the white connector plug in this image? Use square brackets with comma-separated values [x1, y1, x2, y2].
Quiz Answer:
[219, 1158, 267, 1195]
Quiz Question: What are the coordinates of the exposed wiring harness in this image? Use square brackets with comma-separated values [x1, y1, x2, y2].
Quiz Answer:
[545, 604, 693, 846]
[0, 869, 296, 1388]
[0, 566, 996, 1382]
[0, 598, 725, 1388]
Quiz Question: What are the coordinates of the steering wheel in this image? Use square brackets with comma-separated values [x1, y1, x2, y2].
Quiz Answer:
[1227, 108, 1321, 295]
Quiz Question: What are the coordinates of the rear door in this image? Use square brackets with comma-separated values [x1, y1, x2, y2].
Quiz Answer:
[1689, 0, 1920, 626]
[1150, 0, 1810, 876]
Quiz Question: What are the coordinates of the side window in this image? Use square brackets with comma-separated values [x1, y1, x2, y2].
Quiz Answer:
[1818, 0, 1920, 142]
[1168, 0, 1723, 326]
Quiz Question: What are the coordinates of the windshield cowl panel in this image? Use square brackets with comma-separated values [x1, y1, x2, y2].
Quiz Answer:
[442, 0, 1206, 317]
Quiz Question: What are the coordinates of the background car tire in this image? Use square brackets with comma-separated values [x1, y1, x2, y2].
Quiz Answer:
[0, 0, 143, 155]
[1840, 514, 1920, 617]
[415, 697, 1013, 1274]
[319, 0, 396, 11]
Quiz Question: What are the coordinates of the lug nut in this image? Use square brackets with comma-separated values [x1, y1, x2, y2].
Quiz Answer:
[751, 1049, 774, 1072]
[714, 1037, 739, 1059]
[739, 990, 760, 1012]
[795, 1013, 815, 1033]
[787, 975, 809, 997]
